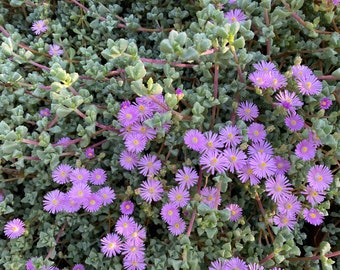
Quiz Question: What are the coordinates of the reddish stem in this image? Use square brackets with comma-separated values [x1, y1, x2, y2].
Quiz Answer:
[210, 64, 219, 129]
[22, 138, 40, 146]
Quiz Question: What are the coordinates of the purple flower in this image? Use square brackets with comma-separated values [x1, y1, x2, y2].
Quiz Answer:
[43, 190, 65, 214]
[31, 20, 48, 35]
[68, 183, 91, 204]
[297, 74, 322, 95]
[247, 123, 266, 142]
[237, 101, 259, 121]
[248, 140, 274, 156]
[85, 147, 95, 159]
[48, 44, 63, 56]
[39, 108, 51, 117]
[334, 0, 340, 5]
[285, 113, 304, 131]
[96, 186, 115, 206]
[121, 241, 145, 262]
[69, 168, 90, 184]
[307, 165, 333, 191]
[219, 125, 242, 148]
[55, 137, 71, 149]
[265, 174, 292, 203]
[209, 258, 228, 270]
[124, 133, 148, 153]
[225, 257, 248, 270]
[237, 162, 261, 185]
[249, 153, 276, 178]
[291, 65, 313, 79]
[295, 139, 316, 161]
[89, 168, 107, 185]
[168, 186, 190, 208]
[123, 256, 146, 270]
[226, 203, 242, 222]
[100, 233, 123, 257]
[184, 129, 207, 152]
[224, 147, 247, 173]
[273, 156, 291, 175]
[200, 150, 228, 175]
[4, 218, 25, 239]
[120, 200, 134, 215]
[267, 71, 287, 90]
[133, 100, 154, 121]
[62, 195, 82, 213]
[273, 213, 297, 231]
[249, 71, 271, 89]
[168, 217, 186, 236]
[132, 123, 156, 140]
[121, 101, 131, 109]
[254, 61, 277, 72]
[319, 97, 332, 109]
[52, 164, 73, 184]
[118, 106, 140, 127]
[224, 9, 247, 23]
[248, 263, 265, 270]
[303, 208, 324, 226]
[139, 179, 163, 203]
[72, 264, 85, 270]
[301, 185, 326, 206]
[175, 166, 198, 189]
[277, 194, 302, 217]
[126, 223, 146, 245]
[115, 215, 137, 237]
[175, 88, 184, 100]
[119, 149, 139, 171]
[201, 186, 220, 208]
[202, 131, 224, 153]
[137, 154, 162, 176]
[83, 193, 102, 212]
[161, 203, 180, 224]
[274, 90, 303, 112]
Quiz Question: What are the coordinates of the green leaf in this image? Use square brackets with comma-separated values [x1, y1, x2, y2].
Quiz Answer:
[125, 61, 146, 80]
[331, 68, 340, 78]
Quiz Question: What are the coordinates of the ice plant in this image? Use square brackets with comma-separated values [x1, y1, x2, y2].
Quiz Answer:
[319, 97, 332, 109]
[100, 233, 123, 257]
[4, 218, 25, 239]
[48, 44, 63, 56]
[137, 154, 162, 176]
[295, 139, 316, 161]
[43, 190, 65, 214]
[52, 164, 73, 184]
[85, 148, 95, 159]
[224, 9, 247, 23]
[120, 200, 135, 215]
[226, 203, 243, 222]
[265, 174, 293, 203]
[303, 208, 324, 226]
[31, 20, 48, 34]
[184, 129, 206, 152]
[89, 168, 107, 185]
[39, 108, 51, 117]
[139, 179, 164, 203]
[219, 125, 242, 148]
[168, 217, 186, 236]
[174, 166, 198, 189]
[237, 101, 259, 121]
[307, 165, 333, 191]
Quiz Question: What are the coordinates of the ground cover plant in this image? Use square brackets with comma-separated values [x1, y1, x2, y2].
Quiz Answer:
[0, 0, 340, 269]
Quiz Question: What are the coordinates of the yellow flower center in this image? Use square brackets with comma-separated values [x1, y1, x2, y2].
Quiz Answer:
[192, 137, 198, 143]
[302, 146, 308, 152]
[90, 199, 95, 205]
[133, 139, 139, 145]
[126, 113, 132, 119]
[176, 194, 182, 201]
[310, 213, 316, 219]
[52, 199, 58, 206]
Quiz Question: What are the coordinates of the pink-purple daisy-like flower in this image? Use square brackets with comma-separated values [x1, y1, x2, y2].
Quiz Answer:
[265, 174, 292, 203]
[285, 113, 304, 131]
[291, 65, 313, 79]
[85, 147, 95, 159]
[119, 149, 139, 171]
[118, 106, 140, 127]
[184, 129, 207, 152]
[295, 139, 316, 161]
[273, 213, 297, 231]
[161, 203, 180, 224]
[225, 257, 248, 270]
[89, 168, 107, 185]
[48, 44, 63, 56]
[297, 74, 322, 95]
[72, 264, 85, 270]
[68, 183, 91, 204]
[202, 131, 224, 153]
[272, 156, 291, 175]
[168, 186, 190, 208]
[274, 90, 303, 112]
[55, 137, 72, 149]
[247, 123, 267, 142]
[248, 140, 274, 156]
[224, 9, 247, 23]
[301, 185, 326, 206]
[200, 150, 228, 175]
[126, 223, 146, 245]
[319, 97, 332, 109]
[132, 123, 156, 140]
[123, 256, 146, 270]
[237, 101, 259, 121]
[224, 147, 247, 173]
[209, 258, 228, 270]
[69, 167, 90, 184]
[83, 193, 102, 212]
[248, 263, 265, 270]
[43, 190, 65, 214]
[39, 108, 51, 117]
[277, 194, 302, 217]
[226, 203, 243, 222]
[303, 208, 324, 226]
[4, 218, 25, 239]
[248, 71, 271, 89]
[115, 215, 137, 237]
[120, 200, 134, 215]
[52, 164, 73, 184]
[175, 166, 198, 189]
[124, 133, 148, 153]
[249, 152, 276, 178]
[139, 179, 163, 203]
[237, 162, 261, 185]
[62, 195, 82, 213]
[254, 61, 277, 72]
[307, 165, 333, 191]
[96, 186, 116, 206]
[168, 217, 186, 236]
[121, 241, 145, 262]
[137, 154, 162, 176]
[267, 71, 287, 90]
[100, 233, 123, 257]
[200, 186, 221, 208]
[31, 20, 48, 35]
[133, 99, 154, 121]
[219, 125, 243, 148]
